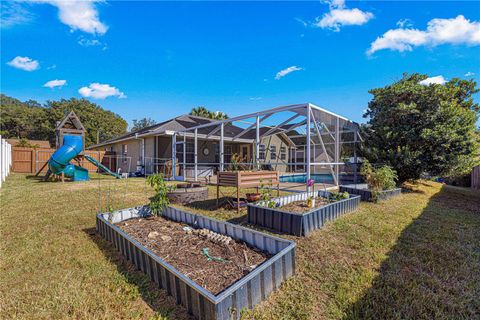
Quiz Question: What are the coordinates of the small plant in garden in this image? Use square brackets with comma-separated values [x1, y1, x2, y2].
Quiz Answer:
[329, 191, 349, 202]
[259, 181, 277, 208]
[146, 173, 170, 215]
[229, 153, 248, 171]
[306, 196, 313, 208]
[229, 153, 240, 171]
[107, 204, 114, 221]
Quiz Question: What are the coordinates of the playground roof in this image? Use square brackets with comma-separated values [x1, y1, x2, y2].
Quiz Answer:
[56, 111, 85, 132]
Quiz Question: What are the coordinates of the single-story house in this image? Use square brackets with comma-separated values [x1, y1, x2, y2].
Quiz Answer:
[89, 114, 295, 177]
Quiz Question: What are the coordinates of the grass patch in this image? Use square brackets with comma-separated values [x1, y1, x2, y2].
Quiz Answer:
[1, 175, 479, 319]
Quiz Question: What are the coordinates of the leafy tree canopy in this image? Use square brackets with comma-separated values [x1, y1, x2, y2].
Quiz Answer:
[131, 117, 156, 132]
[190, 106, 228, 120]
[0, 94, 128, 147]
[362, 73, 479, 182]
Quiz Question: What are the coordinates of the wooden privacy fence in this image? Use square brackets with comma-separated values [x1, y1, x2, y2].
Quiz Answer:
[472, 166, 480, 189]
[12, 147, 106, 174]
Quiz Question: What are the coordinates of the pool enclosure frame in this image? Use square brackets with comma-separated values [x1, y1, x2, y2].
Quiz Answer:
[171, 103, 361, 189]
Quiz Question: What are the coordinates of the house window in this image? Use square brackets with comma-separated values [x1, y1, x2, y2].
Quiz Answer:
[122, 144, 128, 163]
[270, 146, 277, 160]
[224, 145, 232, 163]
[280, 146, 287, 160]
[259, 144, 266, 160]
[176, 142, 195, 163]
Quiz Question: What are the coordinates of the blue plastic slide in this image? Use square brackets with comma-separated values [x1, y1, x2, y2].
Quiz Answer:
[84, 155, 121, 179]
[48, 135, 89, 181]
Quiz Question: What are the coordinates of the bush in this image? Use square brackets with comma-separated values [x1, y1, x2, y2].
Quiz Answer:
[146, 174, 170, 215]
[329, 191, 350, 202]
[361, 160, 398, 192]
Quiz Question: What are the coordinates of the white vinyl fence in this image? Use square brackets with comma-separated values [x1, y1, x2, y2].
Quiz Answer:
[0, 136, 12, 188]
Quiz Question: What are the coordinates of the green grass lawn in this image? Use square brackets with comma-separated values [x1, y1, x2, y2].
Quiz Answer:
[1, 174, 479, 319]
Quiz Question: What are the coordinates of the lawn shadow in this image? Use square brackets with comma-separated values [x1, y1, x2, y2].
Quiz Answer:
[184, 197, 226, 211]
[25, 174, 56, 183]
[83, 227, 194, 320]
[344, 185, 480, 319]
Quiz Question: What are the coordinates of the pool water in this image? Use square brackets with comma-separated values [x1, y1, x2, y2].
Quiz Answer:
[280, 174, 334, 183]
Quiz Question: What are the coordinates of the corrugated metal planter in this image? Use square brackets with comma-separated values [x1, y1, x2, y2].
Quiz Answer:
[96, 206, 296, 320]
[339, 186, 402, 202]
[247, 191, 361, 236]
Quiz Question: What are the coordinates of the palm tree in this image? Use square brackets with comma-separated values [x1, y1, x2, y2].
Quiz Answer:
[190, 106, 228, 120]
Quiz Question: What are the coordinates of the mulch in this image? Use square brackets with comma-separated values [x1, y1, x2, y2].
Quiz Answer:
[117, 216, 271, 295]
[279, 198, 329, 214]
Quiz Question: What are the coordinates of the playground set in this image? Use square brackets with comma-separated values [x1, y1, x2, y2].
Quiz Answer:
[42, 111, 121, 181]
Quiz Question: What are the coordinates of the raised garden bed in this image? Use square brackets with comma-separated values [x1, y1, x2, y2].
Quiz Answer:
[247, 191, 361, 236]
[339, 185, 402, 202]
[96, 206, 295, 320]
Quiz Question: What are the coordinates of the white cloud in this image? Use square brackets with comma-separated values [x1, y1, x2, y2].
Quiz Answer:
[465, 72, 475, 77]
[78, 37, 102, 47]
[44, 79, 67, 88]
[79, 83, 126, 99]
[295, 17, 308, 27]
[419, 75, 447, 86]
[7, 56, 39, 71]
[35, 0, 107, 35]
[275, 66, 303, 80]
[315, 0, 373, 31]
[47, 64, 57, 70]
[396, 18, 413, 29]
[368, 15, 480, 55]
[1, 2, 33, 28]
[249, 97, 263, 101]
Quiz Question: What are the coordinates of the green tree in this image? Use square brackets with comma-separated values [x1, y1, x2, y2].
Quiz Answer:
[131, 117, 156, 132]
[0, 94, 51, 142]
[0, 94, 128, 147]
[190, 106, 228, 120]
[362, 73, 479, 182]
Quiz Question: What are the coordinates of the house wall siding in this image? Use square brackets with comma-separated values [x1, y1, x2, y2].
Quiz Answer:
[259, 135, 290, 173]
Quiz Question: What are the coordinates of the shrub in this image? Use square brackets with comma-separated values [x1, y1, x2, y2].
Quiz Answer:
[361, 160, 398, 192]
[146, 173, 170, 215]
[329, 191, 350, 202]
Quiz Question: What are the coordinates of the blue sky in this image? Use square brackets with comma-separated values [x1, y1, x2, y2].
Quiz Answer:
[2, 1, 480, 128]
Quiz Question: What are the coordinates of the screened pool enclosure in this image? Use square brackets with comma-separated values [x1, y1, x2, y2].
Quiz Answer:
[171, 103, 361, 188]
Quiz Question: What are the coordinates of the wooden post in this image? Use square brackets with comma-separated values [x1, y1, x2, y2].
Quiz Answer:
[237, 187, 240, 213]
[31, 149, 35, 174]
[35, 161, 48, 176]
[216, 184, 220, 207]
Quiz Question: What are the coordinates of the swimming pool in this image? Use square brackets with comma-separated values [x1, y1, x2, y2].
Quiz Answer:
[280, 173, 334, 183]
